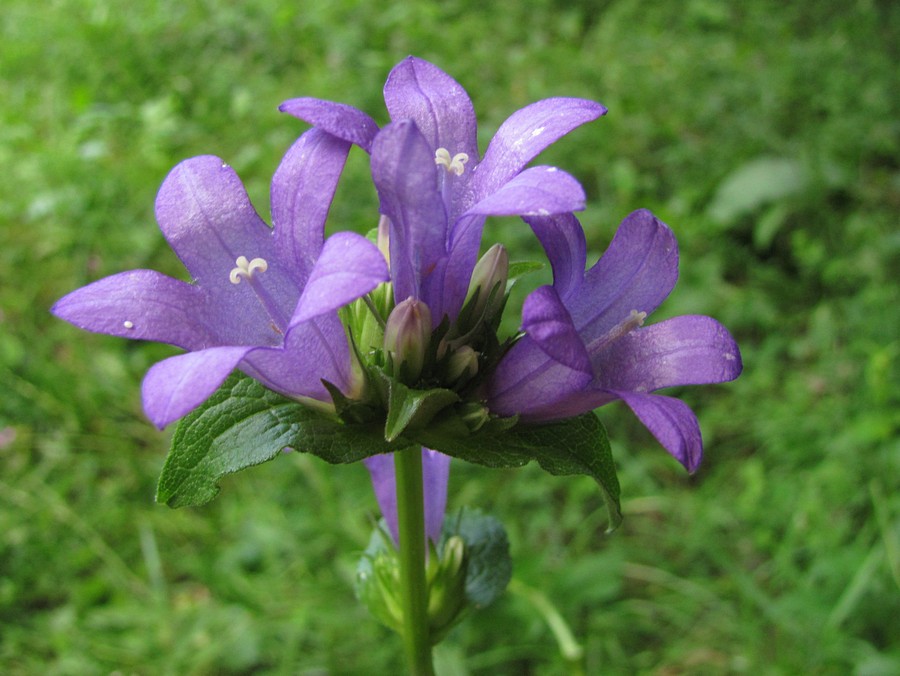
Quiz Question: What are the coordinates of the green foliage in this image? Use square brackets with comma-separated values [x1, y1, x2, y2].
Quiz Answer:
[2, 0, 899, 673]
[159, 372, 619, 529]
[441, 509, 513, 610]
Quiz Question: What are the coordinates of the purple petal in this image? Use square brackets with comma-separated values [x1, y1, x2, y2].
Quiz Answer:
[272, 129, 352, 282]
[422, 449, 451, 544]
[475, 97, 606, 199]
[290, 232, 389, 326]
[364, 448, 451, 546]
[51, 270, 216, 350]
[459, 166, 586, 222]
[155, 156, 301, 333]
[521, 286, 592, 374]
[522, 213, 587, 302]
[487, 336, 594, 418]
[241, 313, 353, 402]
[141, 346, 251, 428]
[568, 209, 678, 344]
[440, 167, 586, 321]
[371, 121, 448, 309]
[278, 98, 380, 152]
[384, 57, 479, 163]
[593, 315, 743, 392]
[613, 391, 704, 472]
[363, 454, 400, 543]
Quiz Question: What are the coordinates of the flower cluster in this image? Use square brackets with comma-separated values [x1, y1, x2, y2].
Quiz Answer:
[53, 57, 741, 546]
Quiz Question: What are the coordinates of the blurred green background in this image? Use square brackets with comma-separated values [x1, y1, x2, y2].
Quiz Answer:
[2, 0, 898, 673]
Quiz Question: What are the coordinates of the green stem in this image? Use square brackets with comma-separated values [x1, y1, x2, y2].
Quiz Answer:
[394, 446, 435, 676]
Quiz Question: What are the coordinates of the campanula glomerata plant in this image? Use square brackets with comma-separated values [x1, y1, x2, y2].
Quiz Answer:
[53, 56, 741, 674]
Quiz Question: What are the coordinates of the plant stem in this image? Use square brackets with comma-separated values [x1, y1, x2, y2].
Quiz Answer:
[394, 446, 435, 675]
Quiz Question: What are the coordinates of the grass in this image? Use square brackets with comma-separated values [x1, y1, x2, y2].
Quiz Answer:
[2, 0, 898, 673]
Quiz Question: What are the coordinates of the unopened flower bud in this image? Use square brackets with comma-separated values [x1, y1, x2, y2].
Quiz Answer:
[427, 535, 469, 641]
[383, 297, 431, 383]
[463, 243, 509, 327]
[445, 345, 479, 386]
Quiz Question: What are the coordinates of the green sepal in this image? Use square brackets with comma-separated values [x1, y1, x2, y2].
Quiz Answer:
[384, 378, 460, 442]
[414, 412, 622, 531]
[156, 373, 399, 508]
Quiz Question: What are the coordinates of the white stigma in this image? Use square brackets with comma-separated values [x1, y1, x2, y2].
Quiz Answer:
[229, 256, 268, 284]
[435, 148, 469, 176]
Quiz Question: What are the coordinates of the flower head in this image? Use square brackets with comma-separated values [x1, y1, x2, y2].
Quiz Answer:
[52, 129, 389, 427]
[278, 57, 609, 542]
[280, 56, 606, 324]
[486, 209, 743, 472]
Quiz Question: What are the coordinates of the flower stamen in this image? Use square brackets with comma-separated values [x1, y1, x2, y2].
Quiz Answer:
[434, 148, 469, 176]
[229, 256, 268, 284]
[586, 309, 647, 353]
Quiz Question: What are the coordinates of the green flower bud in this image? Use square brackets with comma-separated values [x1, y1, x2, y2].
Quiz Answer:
[445, 345, 479, 386]
[356, 547, 403, 634]
[463, 243, 509, 327]
[383, 297, 432, 383]
[427, 535, 469, 642]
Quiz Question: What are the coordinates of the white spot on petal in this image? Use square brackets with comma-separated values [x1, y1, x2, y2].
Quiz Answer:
[123, 320, 134, 329]
[530, 126, 545, 137]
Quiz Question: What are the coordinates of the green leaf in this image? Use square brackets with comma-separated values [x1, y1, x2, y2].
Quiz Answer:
[157, 374, 398, 508]
[384, 379, 459, 442]
[507, 260, 545, 282]
[416, 413, 621, 530]
[442, 509, 512, 608]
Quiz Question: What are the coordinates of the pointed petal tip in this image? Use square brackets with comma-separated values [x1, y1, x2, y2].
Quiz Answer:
[278, 98, 379, 152]
[140, 347, 251, 430]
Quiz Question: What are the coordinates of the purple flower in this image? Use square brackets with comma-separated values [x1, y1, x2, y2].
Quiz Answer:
[52, 129, 389, 428]
[281, 57, 608, 543]
[281, 56, 606, 324]
[364, 450, 451, 546]
[487, 209, 743, 472]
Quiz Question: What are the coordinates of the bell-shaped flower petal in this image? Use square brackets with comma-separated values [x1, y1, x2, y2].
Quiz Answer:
[475, 97, 607, 199]
[521, 286, 592, 374]
[614, 392, 704, 472]
[278, 98, 380, 152]
[155, 155, 299, 341]
[568, 209, 678, 343]
[371, 120, 448, 313]
[593, 315, 744, 393]
[51, 270, 216, 351]
[141, 346, 253, 429]
[364, 449, 451, 546]
[55, 127, 383, 426]
[487, 338, 594, 416]
[521, 213, 586, 302]
[460, 165, 586, 220]
[384, 56, 479, 165]
[291, 231, 390, 326]
[272, 129, 353, 282]
[487, 209, 742, 470]
[241, 313, 356, 403]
